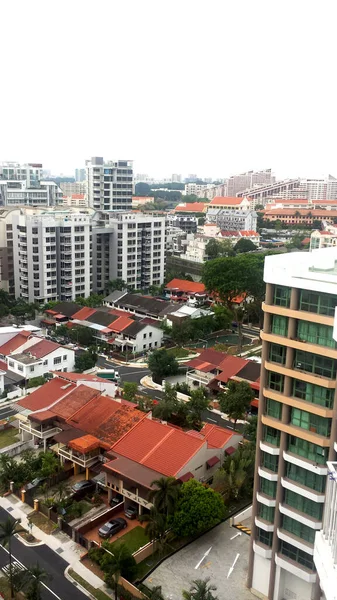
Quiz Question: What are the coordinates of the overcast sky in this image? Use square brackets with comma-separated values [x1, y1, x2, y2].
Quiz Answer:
[1, 0, 336, 180]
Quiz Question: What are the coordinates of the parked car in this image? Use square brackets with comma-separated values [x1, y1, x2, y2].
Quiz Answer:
[98, 517, 127, 539]
[71, 479, 96, 497]
[124, 505, 138, 519]
[110, 494, 123, 506]
[25, 477, 45, 492]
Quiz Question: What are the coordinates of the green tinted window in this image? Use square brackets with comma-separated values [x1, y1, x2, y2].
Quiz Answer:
[266, 399, 282, 419]
[291, 408, 331, 437]
[274, 286, 291, 307]
[269, 343, 286, 365]
[288, 436, 328, 464]
[297, 321, 336, 348]
[293, 380, 334, 408]
[271, 315, 288, 336]
[300, 290, 337, 316]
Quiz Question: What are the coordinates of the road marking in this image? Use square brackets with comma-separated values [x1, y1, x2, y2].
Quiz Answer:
[227, 553, 240, 578]
[230, 532, 242, 540]
[2, 560, 25, 576]
[194, 546, 212, 569]
[234, 523, 251, 536]
[120, 369, 149, 376]
[0, 545, 62, 600]
[207, 418, 217, 423]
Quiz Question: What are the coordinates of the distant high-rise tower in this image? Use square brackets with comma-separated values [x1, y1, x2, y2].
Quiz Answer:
[86, 157, 133, 211]
[75, 168, 86, 182]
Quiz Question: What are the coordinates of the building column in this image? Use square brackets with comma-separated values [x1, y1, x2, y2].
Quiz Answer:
[43, 438, 47, 453]
[108, 488, 112, 503]
[73, 463, 79, 476]
[290, 287, 299, 311]
[267, 405, 289, 600]
[328, 384, 337, 461]
[265, 283, 274, 305]
[247, 339, 269, 589]
[85, 467, 89, 480]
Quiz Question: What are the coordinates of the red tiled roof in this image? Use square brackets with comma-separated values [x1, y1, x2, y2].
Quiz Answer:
[23, 339, 61, 359]
[50, 371, 107, 383]
[52, 385, 100, 420]
[68, 434, 101, 453]
[72, 307, 97, 320]
[239, 230, 259, 236]
[108, 316, 134, 332]
[214, 356, 248, 383]
[0, 360, 8, 371]
[264, 209, 337, 217]
[174, 202, 205, 212]
[207, 456, 220, 467]
[30, 410, 55, 423]
[0, 333, 32, 356]
[166, 279, 206, 294]
[200, 423, 234, 449]
[219, 230, 240, 237]
[111, 419, 205, 477]
[109, 309, 129, 317]
[179, 472, 194, 482]
[45, 309, 58, 315]
[186, 349, 228, 370]
[67, 395, 145, 447]
[17, 377, 76, 411]
[71, 194, 85, 199]
[210, 196, 249, 206]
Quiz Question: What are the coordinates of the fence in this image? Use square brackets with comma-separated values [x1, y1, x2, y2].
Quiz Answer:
[76, 504, 121, 535]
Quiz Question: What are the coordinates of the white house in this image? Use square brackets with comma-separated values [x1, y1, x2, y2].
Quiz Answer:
[111, 322, 163, 354]
[3, 337, 75, 380]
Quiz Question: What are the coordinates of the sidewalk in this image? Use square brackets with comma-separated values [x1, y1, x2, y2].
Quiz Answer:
[0, 494, 106, 593]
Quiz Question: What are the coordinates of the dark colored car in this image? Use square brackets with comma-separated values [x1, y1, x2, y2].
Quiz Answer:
[71, 479, 96, 497]
[110, 494, 123, 506]
[124, 505, 138, 519]
[25, 477, 45, 492]
[98, 517, 127, 539]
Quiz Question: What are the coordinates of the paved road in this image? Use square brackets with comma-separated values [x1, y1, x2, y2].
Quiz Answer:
[0, 404, 16, 420]
[0, 507, 86, 599]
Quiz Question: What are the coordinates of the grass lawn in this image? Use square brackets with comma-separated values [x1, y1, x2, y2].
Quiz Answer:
[68, 569, 112, 600]
[0, 426, 19, 449]
[167, 347, 190, 359]
[30, 511, 57, 534]
[110, 526, 149, 554]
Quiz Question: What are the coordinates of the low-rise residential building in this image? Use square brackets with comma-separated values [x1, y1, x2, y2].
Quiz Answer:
[174, 202, 206, 214]
[61, 193, 88, 207]
[164, 278, 207, 304]
[310, 227, 337, 250]
[132, 196, 154, 207]
[180, 236, 208, 263]
[167, 214, 198, 234]
[0, 335, 75, 379]
[165, 305, 211, 328]
[263, 208, 337, 225]
[218, 230, 260, 246]
[206, 207, 257, 231]
[208, 196, 251, 210]
[103, 291, 180, 321]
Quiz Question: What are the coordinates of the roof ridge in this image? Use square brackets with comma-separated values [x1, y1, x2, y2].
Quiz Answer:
[65, 388, 103, 422]
[30, 379, 76, 415]
[139, 427, 175, 465]
[110, 411, 150, 449]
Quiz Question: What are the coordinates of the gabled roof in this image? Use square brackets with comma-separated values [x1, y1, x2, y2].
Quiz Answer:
[121, 321, 147, 338]
[0, 332, 31, 356]
[210, 196, 248, 206]
[115, 293, 171, 317]
[47, 302, 81, 318]
[86, 311, 117, 327]
[111, 419, 205, 477]
[17, 377, 76, 411]
[108, 316, 134, 333]
[239, 230, 259, 236]
[165, 279, 206, 294]
[71, 306, 97, 321]
[214, 356, 248, 383]
[23, 339, 62, 359]
[174, 202, 205, 213]
[186, 349, 228, 370]
[104, 290, 128, 303]
[234, 361, 261, 382]
[68, 434, 101, 453]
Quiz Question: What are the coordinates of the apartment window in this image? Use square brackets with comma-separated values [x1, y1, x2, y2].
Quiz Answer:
[143, 344, 146, 349]
[258, 504, 275, 523]
[261, 450, 279, 471]
[273, 285, 291, 307]
[256, 528, 273, 547]
[268, 372, 284, 393]
[300, 290, 337, 316]
[291, 408, 331, 437]
[285, 462, 326, 493]
[294, 350, 337, 379]
[154, 341, 158, 347]
[269, 343, 286, 365]
[43, 360, 48, 366]
[282, 515, 315, 543]
[297, 321, 336, 348]
[63, 355, 67, 361]
[260, 478, 277, 498]
[53, 357, 62, 365]
[293, 380, 334, 408]
[271, 315, 288, 337]
[265, 399, 282, 420]
[17, 365, 23, 372]
[149, 332, 152, 338]
[279, 541, 314, 570]
[284, 489, 323, 520]
[288, 436, 328, 464]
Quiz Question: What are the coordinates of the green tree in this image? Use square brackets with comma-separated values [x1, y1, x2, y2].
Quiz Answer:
[152, 383, 180, 421]
[0, 518, 25, 598]
[213, 442, 255, 502]
[171, 479, 225, 538]
[206, 239, 221, 259]
[135, 182, 151, 196]
[234, 238, 257, 253]
[108, 278, 126, 291]
[243, 415, 258, 443]
[100, 543, 138, 600]
[69, 326, 95, 346]
[148, 476, 180, 516]
[39, 452, 61, 478]
[139, 584, 165, 600]
[25, 563, 50, 600]
[218, 380, 254, 427]
[139, 507, 169, 555]
[148, 349, 179, 383]
[75, 350, 97, 372]
[187, 388, 210, 430]
[182, 578, 218, 600]
[76, 294, 103, 308]
[123, 381, 138, 402]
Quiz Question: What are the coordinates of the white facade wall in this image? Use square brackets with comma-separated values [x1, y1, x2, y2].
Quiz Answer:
[121, 325, 163, 353]
[7, 346, 75, 380]
[86, 157, 133, 211]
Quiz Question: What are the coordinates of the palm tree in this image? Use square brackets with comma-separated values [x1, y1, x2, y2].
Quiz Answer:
[102, 544, 135, 600]
[0, 517, 25, 599]
[139, 584, 165, 600]
[26, 563, 50, 600]
[139, 507, 169, 555]
[182, 578, 218, 600]
[148, 476, 180, 515]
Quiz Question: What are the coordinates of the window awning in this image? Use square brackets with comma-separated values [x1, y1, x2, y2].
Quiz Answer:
[225, 446, 236, 456]
[206, 456, 220, 468]
[179, 471, 194, 482]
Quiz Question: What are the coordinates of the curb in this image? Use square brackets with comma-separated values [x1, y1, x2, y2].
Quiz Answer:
[15, 533, 44, 547]
[64, 566, 96, 600]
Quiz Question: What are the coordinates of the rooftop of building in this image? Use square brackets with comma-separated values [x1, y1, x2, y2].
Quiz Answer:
[264, 208, 337, 216]
[45, 302, 81, 318]
[17, 377, 76, 411]
[0, 332, 32, 356]
[113, 292, 172, 317]
[174, 202, 206, 212]
[165, 279, 206, 293]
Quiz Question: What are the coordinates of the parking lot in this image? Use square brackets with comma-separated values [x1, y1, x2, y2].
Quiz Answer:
[144, 520, 253, 600]
[84, 507, 145, 544]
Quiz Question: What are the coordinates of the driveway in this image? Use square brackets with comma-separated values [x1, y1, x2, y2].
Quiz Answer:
[84, 508, 144, 544]
[144, 521, 253, 600]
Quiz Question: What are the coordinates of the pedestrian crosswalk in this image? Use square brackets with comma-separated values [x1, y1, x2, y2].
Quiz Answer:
[2, 560, 25, 576]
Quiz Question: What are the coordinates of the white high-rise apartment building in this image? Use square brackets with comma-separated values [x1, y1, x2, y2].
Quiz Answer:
[12, 212, 92, 304]
[86, 157, 133, 211]
[75, 168, 86, 182]
[184, 183, 208, 197]
[227, 169, 275, 196]
[248, 248, 337, 600]
[0, 162, 62, 206]
[60, 181, 87, 196]
[298, 176, 337, 201]
[92, 212, 166, 292]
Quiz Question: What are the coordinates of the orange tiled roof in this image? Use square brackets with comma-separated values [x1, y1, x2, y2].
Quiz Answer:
[264, 209, 337, 217]
[174, 202, 205, 212]
[71, 194, 85, 199]
[239, 230, 259, 236]
[72, 307, 97, 320]
[0, 332, 32, 356]
[68, 434, 101, 453]
[108, 316, 134, 333]
[200, 423, 234, 448]
[111, 419, 205, 477]
[165, 279, 205, 293]
[209, 196, 248, 206]
[52, 385, 100, 420]
[17, 377, 76, 411]
[23, 339, 61, 359]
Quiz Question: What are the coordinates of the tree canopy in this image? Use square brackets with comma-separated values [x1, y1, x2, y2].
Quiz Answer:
[122, 381, 138, 402]
[171, 479, 225, 537]
[75, 350, 97, 372]
[218, 380, 254, 426]
[182, 578, 219, 600]
[148, 349, 179, 382]
[234, 238, 257, 253]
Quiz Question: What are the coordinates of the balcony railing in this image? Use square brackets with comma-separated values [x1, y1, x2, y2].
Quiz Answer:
[19, 421, 61, 439]
[58, 446, 99, 468]
[186, 370, 213, 385]
[122, 488, 152, 509]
